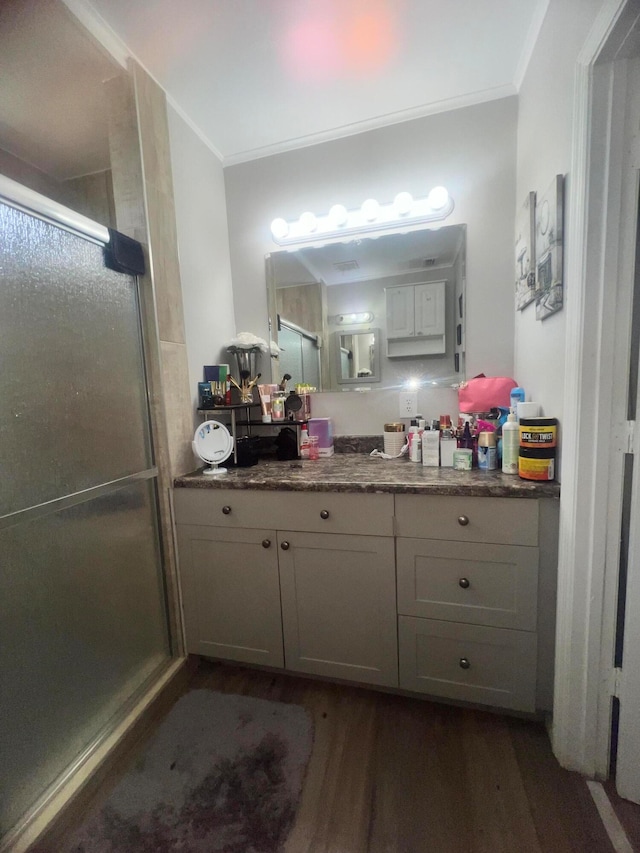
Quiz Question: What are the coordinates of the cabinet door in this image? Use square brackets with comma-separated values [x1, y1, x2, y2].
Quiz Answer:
[385, 286, 414, 339]
[414, 281, 445, 345]
[278, 532, 398, 687]
[176, 525, 283, 667]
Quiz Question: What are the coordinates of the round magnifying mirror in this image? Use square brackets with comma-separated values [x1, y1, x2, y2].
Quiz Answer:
[192, 420, 233, 475]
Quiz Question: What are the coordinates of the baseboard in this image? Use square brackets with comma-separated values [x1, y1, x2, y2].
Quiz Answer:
[4, 655, 197, 853]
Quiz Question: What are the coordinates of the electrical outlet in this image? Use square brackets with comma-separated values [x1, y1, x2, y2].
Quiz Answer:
[399, 391, 418, 418]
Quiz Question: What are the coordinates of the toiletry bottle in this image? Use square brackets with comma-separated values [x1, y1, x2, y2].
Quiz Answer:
[510, 387, 525, 418]
[477, 431, 497, 470]
[422, 426, 440, 467]
[502, 410, 519, 474]
[408, 420, 421, 462]
[299, 424, 310, 459]
[459, 419, 473, 451]
[440, 421, 457, 467]
[272, 392, 285, 421]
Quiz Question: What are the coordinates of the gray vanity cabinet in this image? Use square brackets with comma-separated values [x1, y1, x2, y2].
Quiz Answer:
[395, 495, 549, 712]
[173, 489, 397, 686]
[174, 486, 557, 713]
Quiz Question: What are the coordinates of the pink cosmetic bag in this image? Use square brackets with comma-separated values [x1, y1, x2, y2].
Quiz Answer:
[458, 375, 517, 413]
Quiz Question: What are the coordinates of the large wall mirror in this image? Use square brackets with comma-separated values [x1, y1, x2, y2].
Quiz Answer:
[265, 224, 466, 392]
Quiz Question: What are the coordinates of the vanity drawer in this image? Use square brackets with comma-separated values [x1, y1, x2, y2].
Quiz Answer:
[395, 495, 538, 546]
[396, 539, 538, 631]
[173, 488, 394, 536]
[398, 616, 537, 712]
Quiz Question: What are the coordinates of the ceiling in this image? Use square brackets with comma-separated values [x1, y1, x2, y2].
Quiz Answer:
[84, 0, 548, 164]
[0, 0, 548, 179]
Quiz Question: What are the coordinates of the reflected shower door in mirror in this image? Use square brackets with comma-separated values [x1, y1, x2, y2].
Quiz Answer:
[277, 317, 321, 389]
[266, 224, 466, 392]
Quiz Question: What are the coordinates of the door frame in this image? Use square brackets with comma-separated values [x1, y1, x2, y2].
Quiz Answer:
[552, 0, 640, 778]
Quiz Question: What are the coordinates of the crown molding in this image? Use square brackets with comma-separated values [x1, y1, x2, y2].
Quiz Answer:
[62, 0, 224, 163]
[222, 84, 517, 167]
[164, 96, 224, 163]
[61, 0, 129, 68]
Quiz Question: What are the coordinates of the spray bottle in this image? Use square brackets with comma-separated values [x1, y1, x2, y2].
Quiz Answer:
[502, 410, 519, 474]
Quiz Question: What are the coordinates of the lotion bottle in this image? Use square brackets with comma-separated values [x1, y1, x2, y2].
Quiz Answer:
[408, 420, 421, 463]
[501, 411, 519, 474]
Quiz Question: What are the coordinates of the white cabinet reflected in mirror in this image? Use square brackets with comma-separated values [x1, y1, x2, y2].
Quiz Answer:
[265, 224, 466, 392]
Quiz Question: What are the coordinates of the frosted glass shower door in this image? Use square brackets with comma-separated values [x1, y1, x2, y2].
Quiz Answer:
[0, 195, 171, 835]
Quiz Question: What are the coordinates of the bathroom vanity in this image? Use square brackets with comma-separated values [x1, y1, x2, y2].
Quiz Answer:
[173, 456, 559, 714]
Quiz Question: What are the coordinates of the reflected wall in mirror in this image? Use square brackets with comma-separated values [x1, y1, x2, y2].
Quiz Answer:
[266, 224, 466, 392]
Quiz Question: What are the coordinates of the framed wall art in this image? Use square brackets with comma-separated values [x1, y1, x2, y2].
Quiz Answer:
[515, 191, 536, 310]
[535, 174, 565, 320]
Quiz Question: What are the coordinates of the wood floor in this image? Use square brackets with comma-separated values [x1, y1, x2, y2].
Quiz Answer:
[41, 658, 634, 852]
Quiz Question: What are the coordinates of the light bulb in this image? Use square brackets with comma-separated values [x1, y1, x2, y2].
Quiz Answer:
[427, 186, 450, 210]
[270, 218, 289, 240]
[299, 211, 318, 233]
[361, 198, 380, 221]
[394, 191, 413, 216]
[328, 204, 348, 227]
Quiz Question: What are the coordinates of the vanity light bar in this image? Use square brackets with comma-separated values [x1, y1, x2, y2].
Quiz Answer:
[335, 312, 374, 325]
[270, 187, 454, 246]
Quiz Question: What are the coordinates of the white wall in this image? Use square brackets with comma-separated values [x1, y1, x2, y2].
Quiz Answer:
[224, 98, 518, 433]
[167, 107, 236, 424]
[515, 0, 603, 433]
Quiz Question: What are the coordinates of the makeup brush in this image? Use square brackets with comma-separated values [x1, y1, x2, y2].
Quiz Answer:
[247, 373, 262, 391]
[279, 373, 292, 392]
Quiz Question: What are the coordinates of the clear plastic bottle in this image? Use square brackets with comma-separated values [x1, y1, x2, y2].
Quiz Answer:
[502, 410, 519, 474]
[271, 391, 286, 421]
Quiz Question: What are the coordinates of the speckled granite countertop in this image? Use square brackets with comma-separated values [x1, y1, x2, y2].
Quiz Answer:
[174, 454, 560, 498]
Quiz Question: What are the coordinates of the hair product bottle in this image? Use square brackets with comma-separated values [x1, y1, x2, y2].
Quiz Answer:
[501, 411, 519, 474]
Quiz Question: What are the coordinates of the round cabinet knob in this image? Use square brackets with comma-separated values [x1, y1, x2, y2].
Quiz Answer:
[457, 515, 469, 526]
[280, 541, 290, 551]
[458, 577, 470, 589]
[222, 505, 232, 515]
[262, 539, 271, 549]
[320, 510, 330, 520]
[459, 658, 471, 670]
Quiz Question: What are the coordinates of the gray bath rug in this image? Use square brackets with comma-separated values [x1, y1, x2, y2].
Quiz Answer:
[61, 689, 314, 853]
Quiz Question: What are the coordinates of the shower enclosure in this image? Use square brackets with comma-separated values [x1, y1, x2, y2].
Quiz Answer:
[0, 176, 174, 841]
